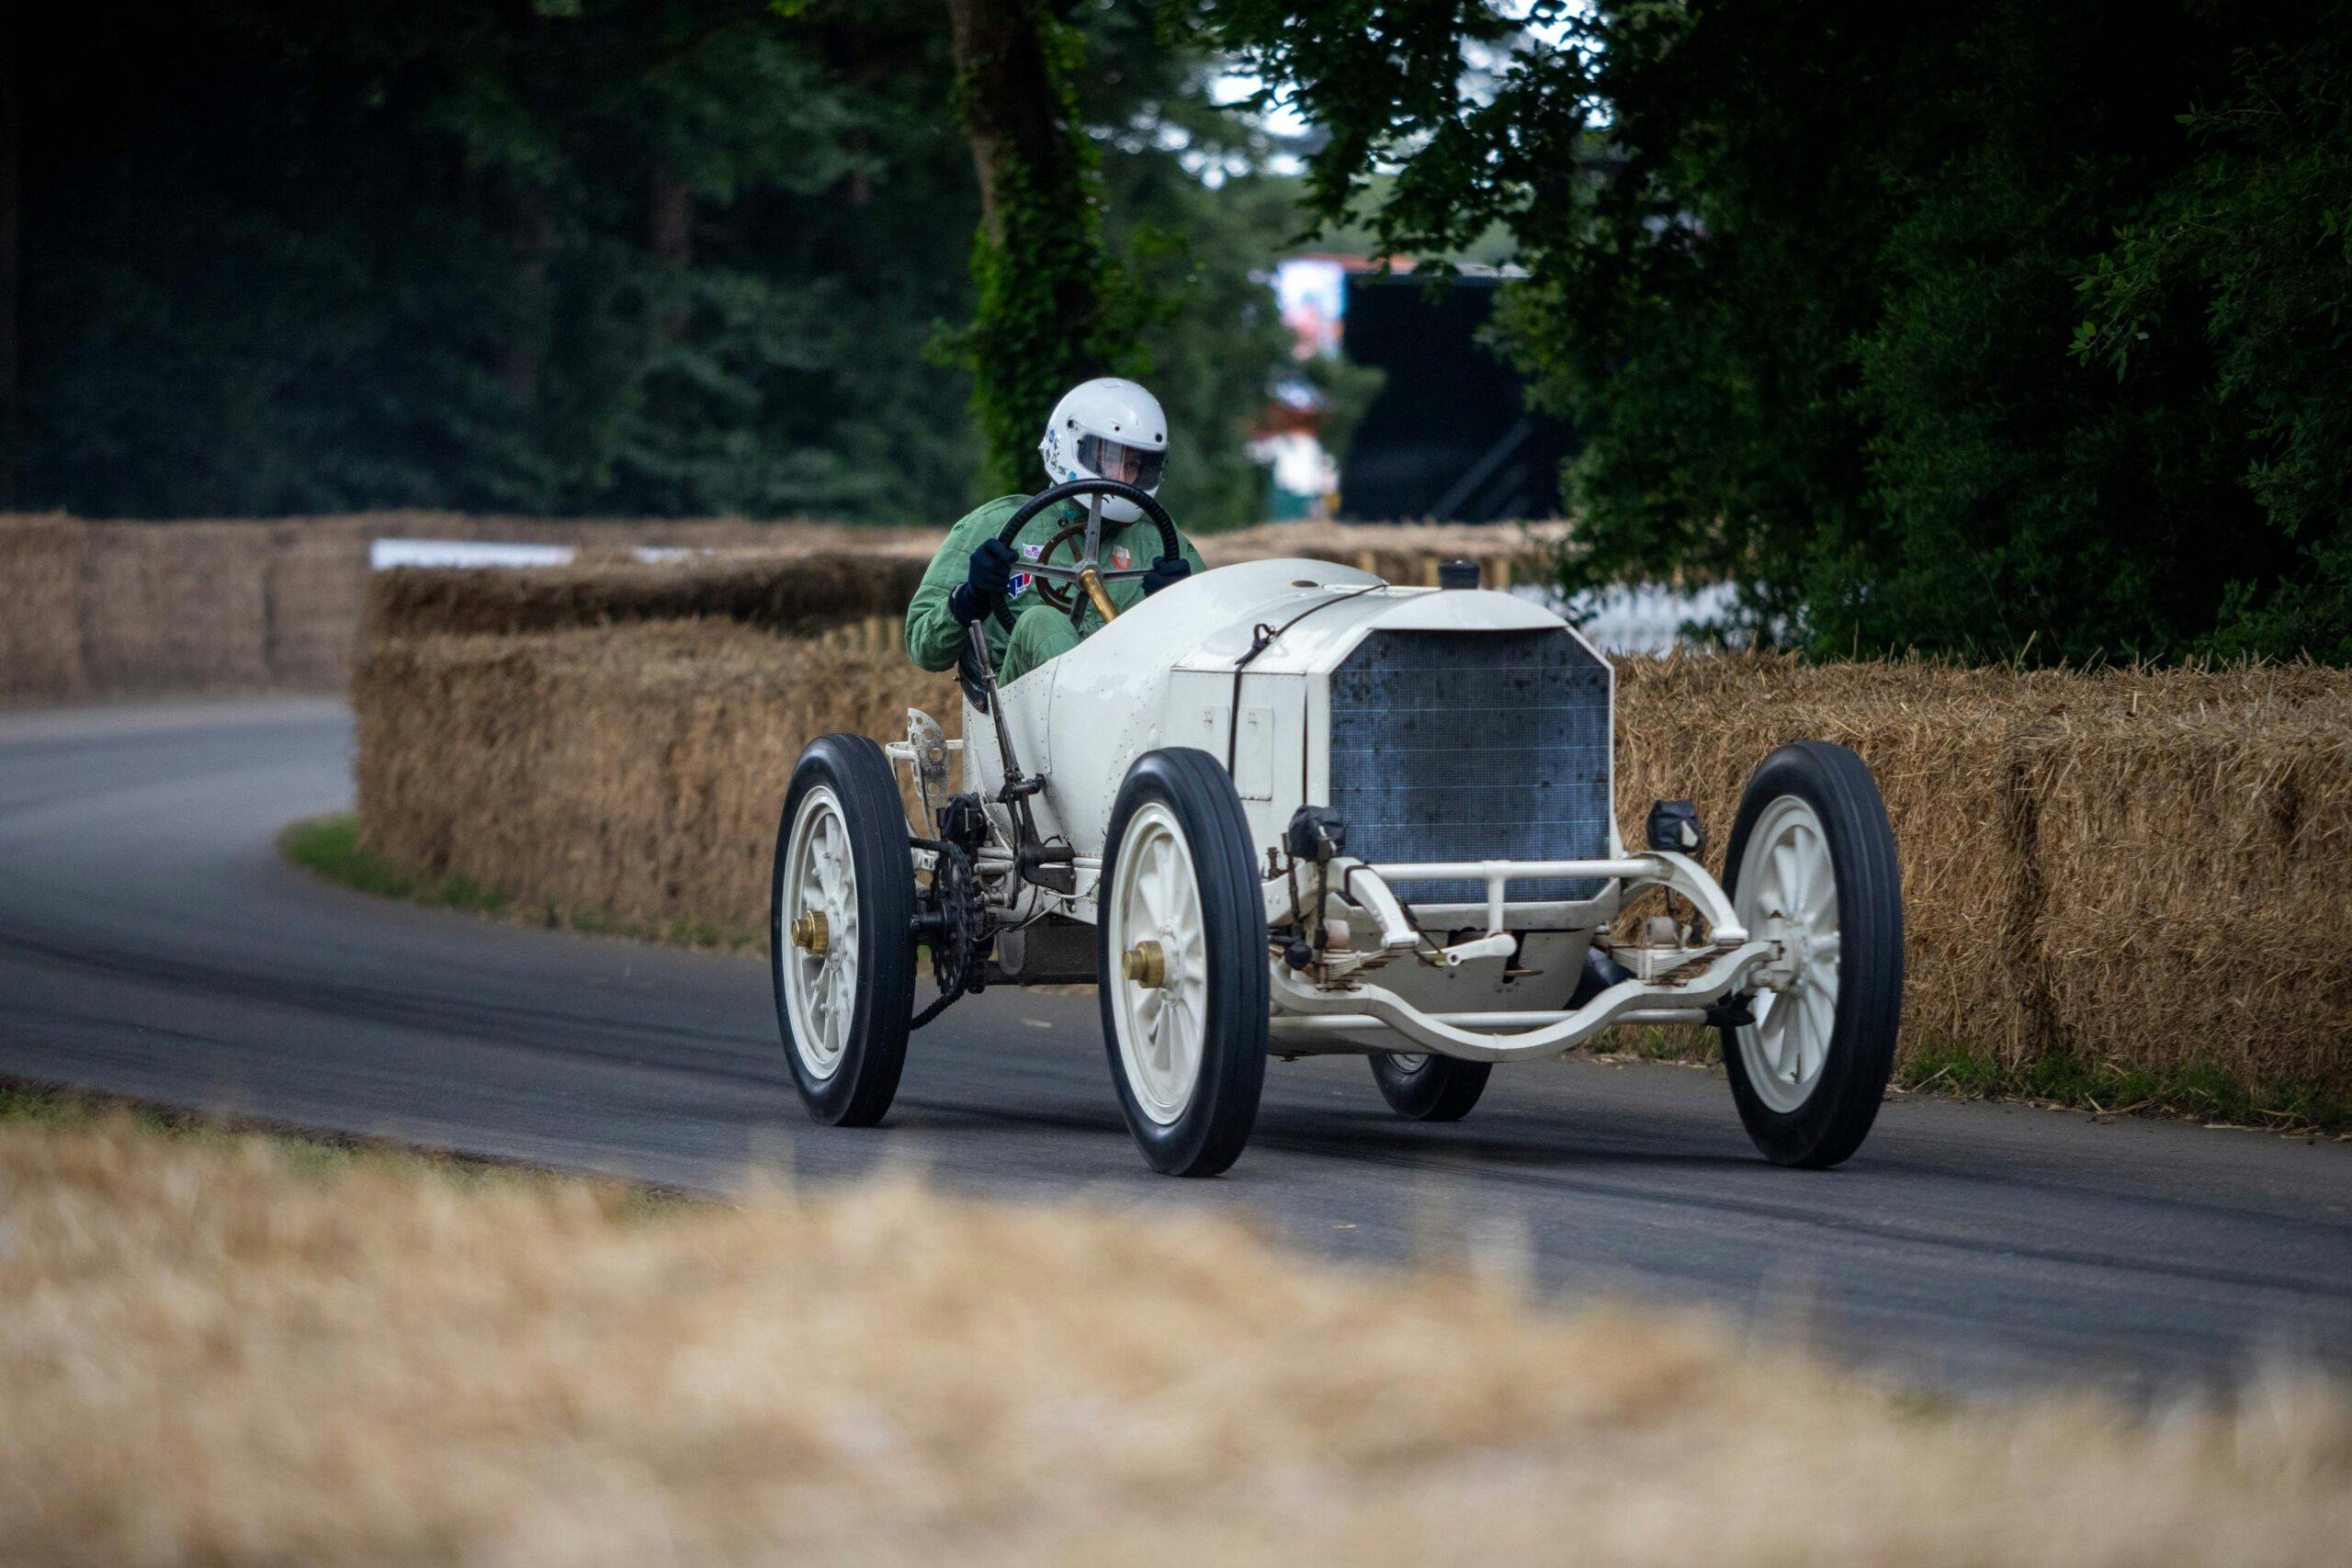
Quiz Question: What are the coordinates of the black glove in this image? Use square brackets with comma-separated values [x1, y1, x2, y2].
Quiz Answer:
[1141, 555, 1191, 596]
[948, 536, 1017, 625]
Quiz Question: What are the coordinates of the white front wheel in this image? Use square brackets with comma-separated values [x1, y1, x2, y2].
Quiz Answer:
[1719, 741, 1903, 1168]
[1104, 801, 1211, 1126]
[1097, 748, 1268, 1176]
[1733, 794, 1841, 1114]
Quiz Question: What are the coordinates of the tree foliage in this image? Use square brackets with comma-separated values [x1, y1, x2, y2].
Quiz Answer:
[2072, 10, 2352, 661]
[1216, 0, 2352, 662]
[945, 0, 1291, 514]
[11, 0, 1294, 526]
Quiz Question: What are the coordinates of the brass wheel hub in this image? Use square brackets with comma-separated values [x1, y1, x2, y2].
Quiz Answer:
[790, 910, 829, 953]
[1122, 939, 1167, 989]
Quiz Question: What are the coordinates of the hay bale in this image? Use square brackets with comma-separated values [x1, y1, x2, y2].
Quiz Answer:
[0, 516, 89, 701]
[78, 523, 271, 691]
[360, 519, 1574, 650]
[2018, 673, 2352, 1100]
[1616, 656, 2352, 1100]
[1615, 654, 2049, 1067]
[339, 509, 942, 558]
[366, 553, 929, 643]
[356, 623, 958, 931]
[264, 527, 371, 690]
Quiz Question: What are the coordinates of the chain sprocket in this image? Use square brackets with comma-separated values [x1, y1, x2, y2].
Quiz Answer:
[912, 840, 988, 1030]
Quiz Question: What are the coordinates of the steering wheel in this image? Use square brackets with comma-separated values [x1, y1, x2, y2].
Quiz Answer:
[1017, 515, 1102, 618]
[990, 479, 1181, 635]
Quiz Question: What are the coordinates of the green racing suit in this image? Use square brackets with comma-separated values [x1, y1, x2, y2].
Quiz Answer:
[904, 493, 1205, 687]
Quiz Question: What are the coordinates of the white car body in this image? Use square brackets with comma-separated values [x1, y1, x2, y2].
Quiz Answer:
[897, 557, 1779, 1066]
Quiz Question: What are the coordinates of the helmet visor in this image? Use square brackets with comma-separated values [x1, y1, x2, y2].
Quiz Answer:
[1076, 433, 1165, 491]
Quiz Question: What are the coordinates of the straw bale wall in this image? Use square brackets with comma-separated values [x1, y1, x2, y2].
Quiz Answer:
[1615, 658, 2352, 1094]
[1611, 658, 2046, 1071]
[76, 522, 273, 690]
[2, 512, 920, 701]
[3, 512, 1561, 701]
[0, 517, 89, 700]
[2018, 679, 2352, 1093]
[365, 553, 930, 642]
[261, 529, 373, 690]
[355, 626, 2352, 1101]
[356, 624, 956, 930]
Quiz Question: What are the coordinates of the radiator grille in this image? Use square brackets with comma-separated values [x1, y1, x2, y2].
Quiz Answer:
[1325, 627, 1612, 904]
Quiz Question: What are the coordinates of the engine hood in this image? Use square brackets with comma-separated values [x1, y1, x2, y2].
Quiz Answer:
[1073, 556, 1588, 677]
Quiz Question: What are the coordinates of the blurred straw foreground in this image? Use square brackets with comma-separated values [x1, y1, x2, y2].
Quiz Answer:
[3, 1114, 2346, 1566]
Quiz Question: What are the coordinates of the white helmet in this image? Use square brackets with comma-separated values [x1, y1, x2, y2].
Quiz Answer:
[1039, 377, 1167, 523]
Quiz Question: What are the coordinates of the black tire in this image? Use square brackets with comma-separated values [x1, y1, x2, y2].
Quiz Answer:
[1718, 740, 1903, 1168]
[771, 733, 917, 1127]
[1368, 1053, 1492, 1122]
[1096, 748, 1270, 1176]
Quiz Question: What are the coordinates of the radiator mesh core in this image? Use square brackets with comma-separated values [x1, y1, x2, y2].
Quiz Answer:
[1325, 627, 1612, 904]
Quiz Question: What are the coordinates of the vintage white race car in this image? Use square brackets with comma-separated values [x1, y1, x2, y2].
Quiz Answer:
[770, 479, 1903, 1176]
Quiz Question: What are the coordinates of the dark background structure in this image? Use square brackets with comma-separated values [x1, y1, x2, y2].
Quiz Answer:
[1339, 275, 1574, 524]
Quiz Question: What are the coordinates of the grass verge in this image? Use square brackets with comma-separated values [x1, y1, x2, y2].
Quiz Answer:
[3, 1102, 2346, 1564]
[281, 812, 763, 952]
[1603, 1025, 2347, 1138]
[1890, 1033, 2352, 1137]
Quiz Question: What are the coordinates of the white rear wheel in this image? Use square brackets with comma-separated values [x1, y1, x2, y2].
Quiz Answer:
[769, 734, 915, 1127]
[780, 785, 859, 1082]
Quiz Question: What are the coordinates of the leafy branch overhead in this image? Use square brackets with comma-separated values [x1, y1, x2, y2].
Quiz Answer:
[1216, 0, 2352, 665]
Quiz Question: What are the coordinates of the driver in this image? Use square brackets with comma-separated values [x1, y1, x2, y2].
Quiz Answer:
[906, 377, 1204, 687]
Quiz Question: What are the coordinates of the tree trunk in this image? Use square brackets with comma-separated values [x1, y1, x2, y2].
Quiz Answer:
[500, 196, 552, 409]
[649, 172, 693, 339]
[944, 0, 1080, 247]
[649, 172, 692, 265]
[943, 0, 1110, 488]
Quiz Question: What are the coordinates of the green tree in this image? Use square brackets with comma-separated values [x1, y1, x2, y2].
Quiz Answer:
[1080, 7, 1294, 529]
[9, 0, 1295, 526]
[941, 0, 1295, 523]
[16, 0, 985, 518]
[2073, 6, 2352, 661]
[1216, 0, 2352, 663]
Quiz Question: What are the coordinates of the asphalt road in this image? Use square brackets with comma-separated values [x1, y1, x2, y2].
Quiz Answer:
[2, 698, 2346, 1398]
